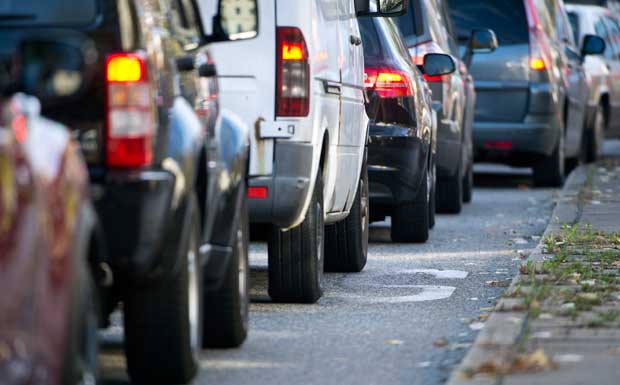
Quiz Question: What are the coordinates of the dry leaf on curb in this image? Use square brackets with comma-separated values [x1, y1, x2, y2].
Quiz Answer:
[433, 338, 449, 347]
[512, 349, 559, 372]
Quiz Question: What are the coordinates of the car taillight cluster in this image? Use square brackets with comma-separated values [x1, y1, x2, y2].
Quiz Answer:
[364, 67, 414, 98]
[410, 40, 446, 83]
[105, 53, 154, 168]
[276, 27, 310, 117]
[524, 0, 551, 79]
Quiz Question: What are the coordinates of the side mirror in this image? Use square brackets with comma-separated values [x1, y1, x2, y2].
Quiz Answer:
[14, 34, 95, 106]
[581, 34, 606, 57]
[355, 0, 408, 17]
[209, 0, 258, 42]
[423, 53, 456, 77]
[470, 29, 498, 53]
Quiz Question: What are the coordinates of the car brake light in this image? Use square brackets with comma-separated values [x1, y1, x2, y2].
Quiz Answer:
[364, 67, 414, 98]
[277, 27, 310, 117]
[484, 140, 513, 150]
[248, 186, 268, 199]
[105, 53, 154, 168]
[530, 58, 546, 71]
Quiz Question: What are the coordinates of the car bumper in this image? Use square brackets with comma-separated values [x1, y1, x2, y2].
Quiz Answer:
[248, 141, 314, 228]
[368, 131, 427, 208]
[473, 114, 560, 164]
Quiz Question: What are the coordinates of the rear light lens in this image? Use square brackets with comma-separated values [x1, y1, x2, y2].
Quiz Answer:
[248, 186, 269, 199]
[364, 67, 414, 98]
[484, 140, 513, 150]
[276, 27, 310, 117]
[410, 40, 447, 83]
[105, 53, 154, 168]
[530, 58, 546, 71]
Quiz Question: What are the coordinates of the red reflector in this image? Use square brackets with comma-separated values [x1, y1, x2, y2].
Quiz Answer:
[248, 187, 268, 199]
[484, 141, 513, 150]
[423, 74, 443, 83]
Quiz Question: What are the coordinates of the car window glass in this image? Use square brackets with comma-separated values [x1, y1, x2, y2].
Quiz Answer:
[596, 17, 615, 59]
[447, 0, 529, 45]
[170, 0, 201, 50]
[534, 0, 557, 40]
[605, 16, 620, 59]
[394, 0, 424, 39]
[359, 17, 383, 61]
[0, 0, 97, 27]
[568, 11, 580, 46]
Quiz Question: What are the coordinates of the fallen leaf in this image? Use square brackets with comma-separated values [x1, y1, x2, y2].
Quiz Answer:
[385, 339, 403, 345]
[433, 338, 449, 347]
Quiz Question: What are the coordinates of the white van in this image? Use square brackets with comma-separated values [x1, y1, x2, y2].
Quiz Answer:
[197, 0, 407, 303]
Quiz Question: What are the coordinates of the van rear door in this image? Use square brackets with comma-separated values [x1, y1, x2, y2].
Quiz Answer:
[199, 0, 276, 176]
[449, 0, 531, 124]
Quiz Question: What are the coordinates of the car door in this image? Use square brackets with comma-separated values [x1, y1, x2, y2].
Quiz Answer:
[556, 0, 588, 157]
[603, 15, 620, 136]
[334, 0, 367, 210]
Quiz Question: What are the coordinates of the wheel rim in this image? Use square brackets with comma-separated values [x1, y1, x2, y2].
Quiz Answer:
[316, 198, 324, 286]
[237, 227, 249, 330]
[187, 232, 201, 360]
[360, 176, 369, 253]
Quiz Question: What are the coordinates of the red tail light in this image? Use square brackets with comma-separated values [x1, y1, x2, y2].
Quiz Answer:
[247, 186, 269, 199]
[524, 0, 551, 79]
[276, 27, 310, 117]
[410, 40, 447, 83]
[364, 67, 414, 98]
[105, 53, 154, 168]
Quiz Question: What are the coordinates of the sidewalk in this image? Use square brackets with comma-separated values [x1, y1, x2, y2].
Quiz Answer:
[447, 150, 620, 385]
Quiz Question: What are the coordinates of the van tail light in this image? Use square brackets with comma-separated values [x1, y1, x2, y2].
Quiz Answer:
[105, 53, 154, 168]
[410, 40, 447, 83]
[524, 0, 551, 81]
[364, 67, 414, 98]
[276, 27, 310, 117]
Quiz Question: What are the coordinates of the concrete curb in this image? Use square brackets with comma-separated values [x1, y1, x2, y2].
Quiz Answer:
[445, 165, 591, 385]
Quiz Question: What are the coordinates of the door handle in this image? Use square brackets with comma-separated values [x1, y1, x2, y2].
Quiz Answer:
[350, 35, 362, 46]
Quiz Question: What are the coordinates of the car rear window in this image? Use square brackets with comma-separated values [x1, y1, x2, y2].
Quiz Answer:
[359, 18, 383, 60]
[0, 0, 98, 27]
[447, 0, 530, 44]
[394, 0, 424, 38]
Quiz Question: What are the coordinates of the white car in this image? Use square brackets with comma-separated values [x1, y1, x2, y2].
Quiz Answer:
[197, 0, 407, 303]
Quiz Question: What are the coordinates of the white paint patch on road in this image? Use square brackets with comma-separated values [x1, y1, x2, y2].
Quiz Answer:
[401, 269, 469, 279]
[332, 285, 456, 303]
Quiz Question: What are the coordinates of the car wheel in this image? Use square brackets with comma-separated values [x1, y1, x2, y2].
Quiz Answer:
[268, 172, 324, 303]
[391, 163, 430, 243]
[436, 162, 463, 214]
[462, 159, 474, 204]
[202, 190, 249, 348]
[429, 159, 436, 229]
[534, 132, 565, 187]
[325, 156, 369, 273]
[586, 105, 604, 163]
[61, 256, 99, 385]
[124, 196, 202, 385]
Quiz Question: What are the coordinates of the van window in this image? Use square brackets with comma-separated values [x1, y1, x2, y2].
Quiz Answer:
[0, 0, 97, 27]
[568, 12, 580, 45]
[394, 0, 424, 38]
[595, 18, 615, 59]
[447, 0, 529, 44]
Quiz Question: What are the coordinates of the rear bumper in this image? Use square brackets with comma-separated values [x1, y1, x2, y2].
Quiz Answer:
[368, 132, 427, 209]
[473, 114, 560, 165]
[248, 141, 314, 228]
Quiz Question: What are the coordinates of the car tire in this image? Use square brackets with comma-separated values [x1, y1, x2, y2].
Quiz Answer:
[202, 191, 250, 348]
[268, 172, 324, 303]
[585, 105, 604, 163]
[462, 160, 474, 204]
[534, 132, 565, 187]
[325, 157, 369, 273]
[391, 164, 430, 243]
[61, 255, 99, 385]
[124, 196, 202, 385]
[429, 159, 436, 229]
[436, 162, 463, 214]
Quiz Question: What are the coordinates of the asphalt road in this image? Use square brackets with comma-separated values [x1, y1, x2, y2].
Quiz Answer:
[101, 165, 555, 385]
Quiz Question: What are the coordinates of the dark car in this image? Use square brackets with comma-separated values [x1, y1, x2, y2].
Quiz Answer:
[0, 0, 254, 383]
[0, 94, 99, 384]
[448, 0, 604, 186]
[394, 0, 495, 213]
[359, 17, 453, 242]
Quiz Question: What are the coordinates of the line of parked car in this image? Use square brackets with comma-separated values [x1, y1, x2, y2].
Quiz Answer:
[0, 0, 618, 384]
